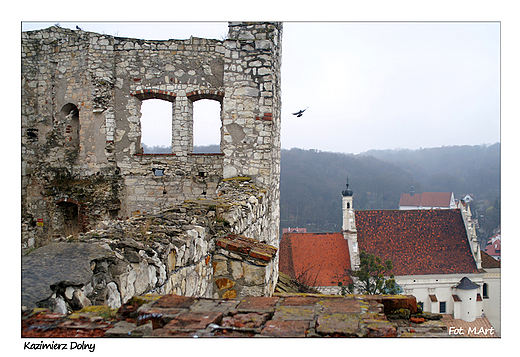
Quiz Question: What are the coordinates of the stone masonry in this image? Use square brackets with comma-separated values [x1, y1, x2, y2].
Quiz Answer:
[24, 293, 450, 338]
[22, 178, 279, 312]
[21, 22, 282, 255]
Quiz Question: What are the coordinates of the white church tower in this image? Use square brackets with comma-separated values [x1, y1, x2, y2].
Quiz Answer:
[453, 277, 482, 322]
[342, 179, 360, 270]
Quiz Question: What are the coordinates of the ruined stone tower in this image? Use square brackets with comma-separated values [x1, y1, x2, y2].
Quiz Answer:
[21, 22, 283, 252]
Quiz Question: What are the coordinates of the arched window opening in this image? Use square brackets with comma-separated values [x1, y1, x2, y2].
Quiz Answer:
[140, 99, 173, 153]
[60, 103, 79, 143]
[192, 99, 221, 153]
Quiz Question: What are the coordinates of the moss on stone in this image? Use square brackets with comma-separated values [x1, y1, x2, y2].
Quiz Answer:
[222, 176, 251, 182]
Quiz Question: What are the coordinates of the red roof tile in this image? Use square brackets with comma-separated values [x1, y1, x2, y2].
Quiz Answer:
[279, 233, 352, 287]
[484, 238, 501, 258]
[280, 209, 478, 286]
[217, 234, 277, 262]
[355, 209, 479, 276]
[399, 193, 421, 207]
[480, 251, 500, 268]
[399, 192, 453, 208]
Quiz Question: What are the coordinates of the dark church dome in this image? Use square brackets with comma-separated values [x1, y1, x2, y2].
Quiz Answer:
[342, 180, 353, 197]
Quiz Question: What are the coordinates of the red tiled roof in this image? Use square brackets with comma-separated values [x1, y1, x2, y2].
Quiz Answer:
[355, 209, 479, 276]
[452, 294, 462, 302]
[399, 193, 421, 207]
[282, 227, 307, 233]
[484, 239, 501, 257]
[399, 192, 453, 208]
[279, 233, 352, 287]
[480, 251, 500, 268]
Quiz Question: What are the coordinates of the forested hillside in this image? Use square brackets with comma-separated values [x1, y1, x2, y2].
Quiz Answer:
[280, 143, 500, 240]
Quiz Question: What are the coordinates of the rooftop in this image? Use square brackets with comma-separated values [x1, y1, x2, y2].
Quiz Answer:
[455, 277, 479, 290]
[481, 251, 501, 268]
[484, 238, 501, 259]
[399, 192, 453, 208]
[279, 232, 352, 287]
[355, 209, 479, 276]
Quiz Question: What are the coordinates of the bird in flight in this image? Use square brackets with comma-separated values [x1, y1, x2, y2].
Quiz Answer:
[292, 107, 308, 117]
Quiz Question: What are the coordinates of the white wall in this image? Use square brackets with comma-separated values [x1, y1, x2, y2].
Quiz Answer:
[396, 273, 485, 316]
[482, 268, 501, 336]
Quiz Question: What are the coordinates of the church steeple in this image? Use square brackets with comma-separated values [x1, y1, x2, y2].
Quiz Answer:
[342, 178, 355, 230]
[341, 178, 359, 270]
[342, 178, 353, 197]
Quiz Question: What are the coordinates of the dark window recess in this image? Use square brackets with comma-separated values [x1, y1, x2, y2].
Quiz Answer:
[26, 128, 38, 142]
[108, 209, 119, 219]
[439, 301, 446, 313]
[153, 168, 164, 176]
[483, 283, 489, 298]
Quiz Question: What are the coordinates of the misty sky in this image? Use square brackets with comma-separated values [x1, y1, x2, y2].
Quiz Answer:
[22, 21, 500, 154]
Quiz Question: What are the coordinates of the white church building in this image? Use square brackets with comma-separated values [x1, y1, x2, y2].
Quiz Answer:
[279, 182, 500, 334]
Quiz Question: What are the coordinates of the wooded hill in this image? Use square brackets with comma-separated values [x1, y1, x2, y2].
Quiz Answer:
[280, 143, 500, 241]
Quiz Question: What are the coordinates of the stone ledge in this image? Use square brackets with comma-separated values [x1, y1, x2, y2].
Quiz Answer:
[216, 234, 277, 262]
[22, 293, 452, 338]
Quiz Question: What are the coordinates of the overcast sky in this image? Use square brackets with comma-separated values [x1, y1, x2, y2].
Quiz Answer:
[22, 21, 500, 154]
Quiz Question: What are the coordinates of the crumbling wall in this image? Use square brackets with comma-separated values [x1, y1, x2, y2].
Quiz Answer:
[25, 178, 278, 312]
[21, 22, 282, 255]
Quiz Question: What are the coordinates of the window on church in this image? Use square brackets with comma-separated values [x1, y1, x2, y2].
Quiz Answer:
[439, 301, 446, 313]
[483, 283, 489, 298]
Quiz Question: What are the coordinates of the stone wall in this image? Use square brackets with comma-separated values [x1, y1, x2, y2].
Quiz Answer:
[23, 178, 279, 312]
[21, 22, 282, 260]
[213, 234, 278, 299]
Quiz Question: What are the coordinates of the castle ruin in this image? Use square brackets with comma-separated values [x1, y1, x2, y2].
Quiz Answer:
[21, 22, 283, 306]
